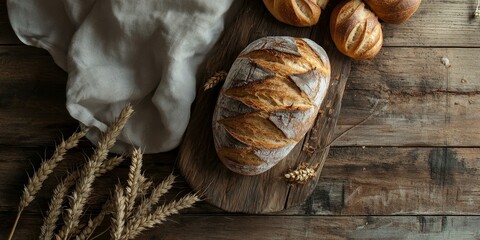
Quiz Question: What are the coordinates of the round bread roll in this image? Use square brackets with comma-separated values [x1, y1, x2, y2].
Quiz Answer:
[330, 0, 383, 60]
[212, 36, 331, 175]
[263, 0, 330, 27]
[363, 0, 421, 24]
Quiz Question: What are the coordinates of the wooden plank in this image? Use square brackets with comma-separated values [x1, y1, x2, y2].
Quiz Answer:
[115, 215, 480, 240]
[1, 1, 480, 47]
[335, 47, 480, 147]
[2, 147, 480, 216]
[347, 48, 447, 93]
[347, 48, 479, 93]
[0, 46, 76, 146]
[381, 0, 480, 47]
[2, 214, 480, 239]
[289, 147, 480, 215]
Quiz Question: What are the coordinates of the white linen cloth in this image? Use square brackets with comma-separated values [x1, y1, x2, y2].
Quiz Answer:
[7, 0, 235, 153]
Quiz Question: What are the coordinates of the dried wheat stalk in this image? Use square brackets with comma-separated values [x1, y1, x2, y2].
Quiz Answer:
[123, 194, 200, 239]
[40, 156, 124, 240]
[75, 199, 112, 240]
[112, 185, 126, 240]
[8, 128, 89, 240]
[133, 174, 175, 220]
[10, 103, 199, 240]
[284, 163, 320, 184]
[125, 149, 143, 218]
[103, 150, 198, 239]
[59, 104, 133, 239]
[203, 71, 227, 91]
[75, 174, 152, 240]
[138, 177, 153, 197]
[76, 174, 152, 240]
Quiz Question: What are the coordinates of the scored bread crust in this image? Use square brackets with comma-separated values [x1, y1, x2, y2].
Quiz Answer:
[212, 36, 331, 175]
[363, 0, 421, 24]
[330, 0, 383, 60]
[263, 0, 330, 27]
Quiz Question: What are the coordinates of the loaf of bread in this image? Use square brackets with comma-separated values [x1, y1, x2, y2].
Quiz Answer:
[330, 0, 383, 60]
[263, 0, 330, 27]
[363, 0, 421, 24]
[212, 36, 331, 175]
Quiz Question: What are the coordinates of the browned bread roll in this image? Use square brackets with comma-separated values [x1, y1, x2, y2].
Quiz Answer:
[363, 0, 421, 24]
[263, 0, 330, 27]
[212, 36, 331, 175]
[330, 0, 383, 60]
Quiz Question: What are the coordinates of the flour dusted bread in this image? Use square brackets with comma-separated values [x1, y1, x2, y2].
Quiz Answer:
[263, 0, 330, 27]
[363, 0, 421, 24]
[330, 0, 383, 60]
[212, 36, 331, 175]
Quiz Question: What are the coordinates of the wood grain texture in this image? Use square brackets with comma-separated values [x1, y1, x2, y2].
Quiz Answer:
[1, 47, 479, 147]
[290, 147, 480, 215]
[3, 147, 480, 216]
[2, 0, 480, 47]
[335, 47, 480, 146]
[381, 0, 480, 47]
[0, 47, 75, 146]
[1, 0, 480, 238]
[106, 215, 480, 240]
[178, 0, 351, 213]
[2, 214, 480, 239]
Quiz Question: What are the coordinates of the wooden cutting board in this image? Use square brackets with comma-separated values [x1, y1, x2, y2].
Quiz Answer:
[177, 0, 351, 213]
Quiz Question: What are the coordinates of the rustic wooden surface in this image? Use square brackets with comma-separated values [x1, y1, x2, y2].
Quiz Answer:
[178, 1, 351, 213]
[1, 0, 480, 239]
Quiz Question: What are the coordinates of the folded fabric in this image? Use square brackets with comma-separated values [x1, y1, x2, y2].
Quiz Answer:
[8, 0, 235, 153]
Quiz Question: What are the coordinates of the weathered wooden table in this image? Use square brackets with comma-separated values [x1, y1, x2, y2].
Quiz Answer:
[1, 0, 480, 239]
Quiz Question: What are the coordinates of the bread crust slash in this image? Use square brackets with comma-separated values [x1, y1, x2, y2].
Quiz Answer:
[212, 36, 331, 175]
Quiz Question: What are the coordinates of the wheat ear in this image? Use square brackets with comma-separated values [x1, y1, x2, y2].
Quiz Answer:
[75, 174, 151, 240]
[75, 199, 112, 240]
[203, 71, 227, 91]
[138, 176, 152, 197]
[40, 156, 124, 240]
[132, 174, 175, 221]
[112, 185, 126, 240]
[125, 148, 143, 218]
[123, 194, 200, 239]
[59, 104, 133, 239]
[8, 128, 88, 240]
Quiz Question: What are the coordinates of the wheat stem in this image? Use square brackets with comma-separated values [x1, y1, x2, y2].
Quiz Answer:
[8, 210, 22, 240]
[123, 194, 199, 240]
[318, 100, 381, 152]
[59, 104, 133, 240]
[8, 128, 88, 240]
[41, 156, 124, 240]
[125, 149, 143, 218]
